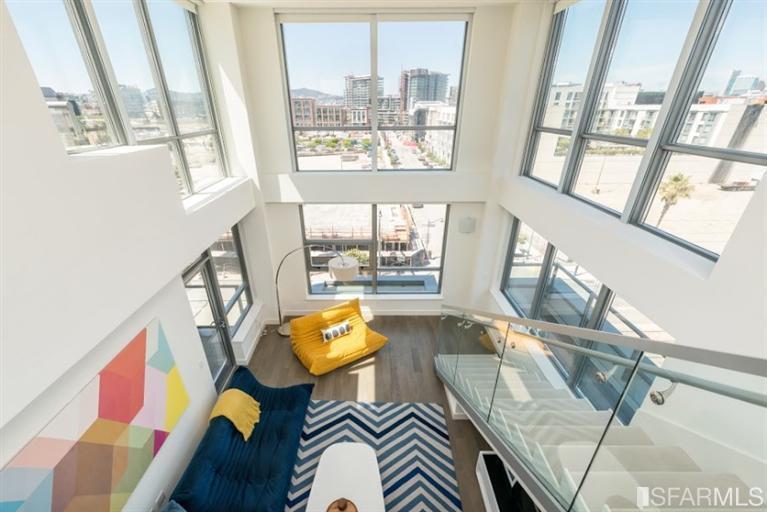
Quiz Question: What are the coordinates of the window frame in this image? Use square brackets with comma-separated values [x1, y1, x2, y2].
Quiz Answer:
[190, 224, 254, 336]
[20, 0, 229, 196]
[276, 12, 471, 173]
[299, 203, 450, 295]
[519, 0, 767, 260]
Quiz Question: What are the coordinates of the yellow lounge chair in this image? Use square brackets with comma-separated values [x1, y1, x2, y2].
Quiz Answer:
[290, 299, 388, 376]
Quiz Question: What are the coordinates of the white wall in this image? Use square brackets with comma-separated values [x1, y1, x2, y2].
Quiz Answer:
[1, 4, 260, 509]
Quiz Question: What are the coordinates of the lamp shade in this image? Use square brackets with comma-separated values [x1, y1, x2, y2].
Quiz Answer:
[328, 255, 359, 282]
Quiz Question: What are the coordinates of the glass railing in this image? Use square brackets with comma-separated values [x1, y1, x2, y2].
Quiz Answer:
[435, 306, 767, 512]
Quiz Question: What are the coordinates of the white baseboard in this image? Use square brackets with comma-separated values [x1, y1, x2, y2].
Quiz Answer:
[444, 385, 469, 421]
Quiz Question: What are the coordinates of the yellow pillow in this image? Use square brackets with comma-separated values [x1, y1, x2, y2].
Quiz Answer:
[209, 389, 261, 441]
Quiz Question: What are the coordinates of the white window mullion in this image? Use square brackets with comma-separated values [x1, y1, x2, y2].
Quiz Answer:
[370, 14, 379, 172]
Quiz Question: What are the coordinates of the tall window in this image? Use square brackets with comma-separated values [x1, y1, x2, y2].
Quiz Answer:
[524, 0, 605, 185]
[500, 214, 671, 421]
[521, 0, 766, 259]
[280, 16, 468, 171]
[638, 0, 767, 255]
[501, 220, 549, 315]
[209, 227, 253, 334]
[7, 0, 226, 196]
[300, 204, 448, 294]
[7, 1, 117, 151]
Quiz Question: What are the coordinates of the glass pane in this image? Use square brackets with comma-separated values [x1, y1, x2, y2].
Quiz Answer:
[294, 130, 373, 171]
[377, 204, 447, 270]
[182, 134, 223, 192]
[528, 132, 570, 185]
[504, 221, 549, 315]
[379, 129, 454, 169]
[485, 321, 640, 510]
[537, 250, 602, 376]
[167, 142, 188, 196]
[7, 0, 114, 150]
[572, 139, 646, 212]
[210, 229, 245, 303]
[302, 204, 372, 240]
[226, 291, 251, 334]
[676, 0, 767, 154]
[147, 1, 212, 134]
[575, 357, 766, 512]
[377, 270, 441, 293]
[602, 295, 673, 342]
[282, 23, 371, 129]
[184, 270, 229, 381]
[542, 0, 605, 130]
[453, 313, 507, 418]
[377, 21, 466, 126]
[643, 152, 766, 255]
[435, 312, 463, 382]
[590, 0, 697, 139]
[91, 0, 170, 140]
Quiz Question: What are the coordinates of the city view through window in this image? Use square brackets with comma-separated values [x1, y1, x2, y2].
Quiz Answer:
[7, 0, 225, 195]
[528, 0, 766, 256]
[301, 204, 448, 293]
[282, 20, 466, 171]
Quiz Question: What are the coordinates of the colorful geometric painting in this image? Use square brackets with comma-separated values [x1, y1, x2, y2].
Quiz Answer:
[0, 320, 189, 512]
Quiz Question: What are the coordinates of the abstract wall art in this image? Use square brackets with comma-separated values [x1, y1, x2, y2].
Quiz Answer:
[0, 319, 189, 511]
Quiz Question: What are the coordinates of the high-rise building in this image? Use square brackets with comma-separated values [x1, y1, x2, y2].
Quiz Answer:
[399, 68, 449, 111]
[344, 75, 383, 109]
[119, 85, 147, 118]
[448, 86, 459, 106]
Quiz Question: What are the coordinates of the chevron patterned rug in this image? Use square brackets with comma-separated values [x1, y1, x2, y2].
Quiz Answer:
[284, 400, 463, 512]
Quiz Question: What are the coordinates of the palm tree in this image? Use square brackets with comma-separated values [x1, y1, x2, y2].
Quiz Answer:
[656, 173, 695, 226]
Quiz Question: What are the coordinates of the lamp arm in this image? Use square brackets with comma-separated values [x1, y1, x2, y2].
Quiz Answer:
[275, 244, 344, 326]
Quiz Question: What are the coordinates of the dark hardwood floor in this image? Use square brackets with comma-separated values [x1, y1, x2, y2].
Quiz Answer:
[247, 315, 490, 511]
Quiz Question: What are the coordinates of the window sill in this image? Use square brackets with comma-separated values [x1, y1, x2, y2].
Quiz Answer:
[305, 293, 443, 301]
[182, 176, 249, 213]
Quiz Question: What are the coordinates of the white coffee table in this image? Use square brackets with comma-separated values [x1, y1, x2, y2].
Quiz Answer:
[306, 442, 386, 512]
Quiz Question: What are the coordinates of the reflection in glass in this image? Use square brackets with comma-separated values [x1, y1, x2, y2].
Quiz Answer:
[591, 0, 697, 139]
[537, 250, 602, 374]
[541, 0, 605, 130]
[91, 0, 170, 140]
[643, 153, 765, 255]
[182, 134, 222, 192]
[529, 132, 571, 185]
[504, 221, 548, 315]
[573, 140, 646, 212]
[379, 130, 453, 169]
[7, 0, 114, 150]
[147, 0, 212, 134]
[294, 130, 373, 171]
[184, 270, 229, 382]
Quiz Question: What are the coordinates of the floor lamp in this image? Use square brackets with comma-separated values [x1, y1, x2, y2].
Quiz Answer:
[275, 244, 359, 337]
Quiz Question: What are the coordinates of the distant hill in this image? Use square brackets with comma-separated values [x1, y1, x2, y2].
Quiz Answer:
[291, 88, 344, 105]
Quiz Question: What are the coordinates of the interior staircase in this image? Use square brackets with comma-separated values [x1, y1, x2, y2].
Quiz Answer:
[435, 340, 764, 512]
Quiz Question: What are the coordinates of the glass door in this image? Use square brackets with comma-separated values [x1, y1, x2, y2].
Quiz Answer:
[184, 258, 236, 390]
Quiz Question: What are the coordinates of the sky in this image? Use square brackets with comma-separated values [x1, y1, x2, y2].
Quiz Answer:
[7, 0, 203, 94]
[282, 21, 466, 96]
[6, 0, 765, 98]
[553, 0, 766, 94]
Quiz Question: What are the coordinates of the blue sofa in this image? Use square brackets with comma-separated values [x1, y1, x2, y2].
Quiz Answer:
[170, 367, 313, 511]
